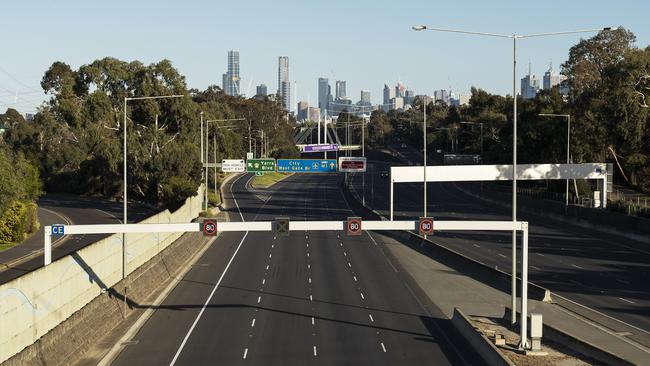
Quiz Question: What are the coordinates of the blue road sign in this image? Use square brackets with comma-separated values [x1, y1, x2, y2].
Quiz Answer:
[52, 224, 65, 236]
[277, 159, 337, 173]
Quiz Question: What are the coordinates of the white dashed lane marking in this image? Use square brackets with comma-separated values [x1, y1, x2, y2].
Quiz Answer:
[619, 297, 636, 304]
[380, 342, 387, 353]
[242, 348, 248, 359]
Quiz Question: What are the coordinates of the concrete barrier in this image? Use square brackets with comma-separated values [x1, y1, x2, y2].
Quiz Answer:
[0, 186, 204, 364]
[455, 182, 650, 244]
[451, 308, 515, 366]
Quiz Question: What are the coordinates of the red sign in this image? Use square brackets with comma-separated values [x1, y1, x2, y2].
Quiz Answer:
[419, 217, 434, 236]
[338, 157, 367, 172]
[347, 217, 362, 236]
[341, 161, 365, 169]
[203, 219, 218, 236]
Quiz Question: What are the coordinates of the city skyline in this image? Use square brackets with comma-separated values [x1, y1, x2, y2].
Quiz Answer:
[1, 0, 649, 113]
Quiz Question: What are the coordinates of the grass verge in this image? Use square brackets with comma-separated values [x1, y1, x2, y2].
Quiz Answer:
[250, 172, 292, 188]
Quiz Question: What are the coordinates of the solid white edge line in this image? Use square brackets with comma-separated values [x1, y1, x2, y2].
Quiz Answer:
[168, 231, 249, 366]
[97, 234, 220, 366]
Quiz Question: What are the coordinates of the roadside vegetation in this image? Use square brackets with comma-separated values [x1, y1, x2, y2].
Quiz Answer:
[250, 172, 292, 188]
[2, 58, 299, 214]
[0, 139, 42, 247]
[353, 27, 650, 196]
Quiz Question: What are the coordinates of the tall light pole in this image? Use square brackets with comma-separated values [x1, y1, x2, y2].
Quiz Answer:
[423, 101, 427, 220]
[204, 118, 246, 210]
[412, 24, 613, 348]
[539, 113, 571, 209]
[123, 94, 183, 280]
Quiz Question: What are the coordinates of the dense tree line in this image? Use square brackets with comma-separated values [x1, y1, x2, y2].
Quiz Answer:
[0, 114, 41, 242]
[364, 28, 650, 193]
[2, 57, 298, 213]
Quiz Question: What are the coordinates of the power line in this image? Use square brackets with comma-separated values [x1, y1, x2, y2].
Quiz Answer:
[0, 65, 42, 93]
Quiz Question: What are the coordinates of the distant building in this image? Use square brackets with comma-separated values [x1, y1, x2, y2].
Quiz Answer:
[256, 84, 268, 96]
[521, 63, 539, 99]
[543, 62, 566, 90]
[330, 97, 352, 117]
[24, 113, 34, 121]
[223, 50, 240, 96]
[360, 90, 371, 105]
[383, 84, 395, 111]
[392, 97, 404, 110]
[404, 89, 415, 105]
[318, 77, 331, 117]
[278, 56, 290, 111]
[395, 82, 406, 98]
[335, 80, 346, 99]
[434, 89, 449, 105]
[308, 107, 321, 121]
[450, 94, 470, 106]
[297, 101, 309, 121]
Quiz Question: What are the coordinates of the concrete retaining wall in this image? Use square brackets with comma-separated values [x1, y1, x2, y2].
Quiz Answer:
[456, 182, 650, 244]
[0, 186, 204, 364]
[450, 308, 515, 366]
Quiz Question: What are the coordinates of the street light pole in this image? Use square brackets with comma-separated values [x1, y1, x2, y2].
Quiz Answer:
[204, 118, 246, 210]
[423, 102, 427, 220]
[539, 113, 571, 209]
[412, 24, 612, 349]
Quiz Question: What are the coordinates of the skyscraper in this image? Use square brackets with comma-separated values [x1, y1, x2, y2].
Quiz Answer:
[542, 62, 565, 90]
[404, 89, 415, 105]
[297, 101, 309, 121]
[256, 84, 268, 96]
[434, 89, 450, 105]
[278, 56, 290, 111]
[335, 80, 346, 99]
[360, 90, 371, 105]
[318, 78, 331, 116]
[223, 50, 240, 96]
[395, 82, 406, 98]
[521, 63, 539, 99]
[383, 84, 395, 111]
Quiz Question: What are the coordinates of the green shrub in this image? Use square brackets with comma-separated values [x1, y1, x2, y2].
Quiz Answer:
[0, 201, 27, 244]
[208, 192, 221, 207]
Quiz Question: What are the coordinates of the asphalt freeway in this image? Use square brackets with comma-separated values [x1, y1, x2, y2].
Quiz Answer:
[349, 150, 650, 348]
[0, 194, 154, 284]
[109, 173, 469, 365]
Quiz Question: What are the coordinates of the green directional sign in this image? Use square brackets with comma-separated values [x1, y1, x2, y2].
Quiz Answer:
[246, 158, 276, 173]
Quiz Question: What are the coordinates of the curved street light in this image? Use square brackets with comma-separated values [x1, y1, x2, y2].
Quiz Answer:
[412, 24, 616, 349]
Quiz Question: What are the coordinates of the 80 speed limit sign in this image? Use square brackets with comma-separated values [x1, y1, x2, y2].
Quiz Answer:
[419, 217, 434, 236]
[347, 217, 362, 236]
[203, 219, 218, 236]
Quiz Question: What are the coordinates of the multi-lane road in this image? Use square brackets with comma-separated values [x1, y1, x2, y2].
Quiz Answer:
[109, 173, 471, 365]
[349, 151, 650, 348]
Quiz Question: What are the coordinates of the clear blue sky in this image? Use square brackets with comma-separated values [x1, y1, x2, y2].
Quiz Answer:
[1, 0, 649, 113]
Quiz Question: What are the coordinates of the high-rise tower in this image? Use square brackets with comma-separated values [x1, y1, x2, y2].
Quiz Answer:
[278, 56, 290, 111]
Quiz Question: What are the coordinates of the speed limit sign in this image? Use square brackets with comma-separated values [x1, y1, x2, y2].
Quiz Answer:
[347, 217, 362, 236]
[203, 219, 218, 236]
[419, 217, 434, 236]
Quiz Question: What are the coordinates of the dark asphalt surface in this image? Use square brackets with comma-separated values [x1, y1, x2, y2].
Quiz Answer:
[110, 173, 469, 365]
[349, 148, 650, 347]
[0, 194, 155, 284]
